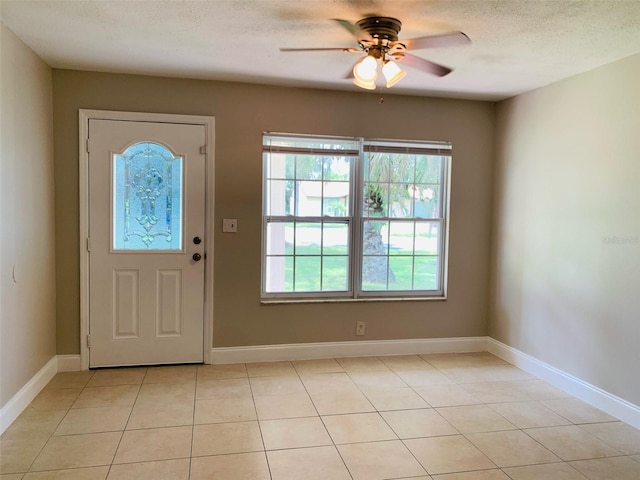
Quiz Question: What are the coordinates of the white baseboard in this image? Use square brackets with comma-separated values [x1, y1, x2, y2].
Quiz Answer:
[57, 354, 81, 372]
[0, 356, 58, 435]
[488, 338, 640, 430]
[210, 337, 489, 364]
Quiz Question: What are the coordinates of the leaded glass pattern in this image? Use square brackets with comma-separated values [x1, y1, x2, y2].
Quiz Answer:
[113, 142, 183, 250]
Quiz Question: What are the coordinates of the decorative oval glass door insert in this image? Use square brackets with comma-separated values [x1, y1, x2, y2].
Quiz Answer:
[113, 142, 183, 250]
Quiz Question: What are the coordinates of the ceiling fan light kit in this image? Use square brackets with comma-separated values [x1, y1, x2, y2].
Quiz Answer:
[280, 15, 471, 91]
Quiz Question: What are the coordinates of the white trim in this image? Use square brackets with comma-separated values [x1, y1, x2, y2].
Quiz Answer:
[210, 337, 488, 364]
[57, 355, 82, 372]
[79, 110, 215, 370]
[488, 338, 640, 430]
[0, 357, 57, 435]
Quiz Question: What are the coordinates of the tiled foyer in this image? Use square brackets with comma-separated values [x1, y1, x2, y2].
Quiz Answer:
[2, 353, 640, 479]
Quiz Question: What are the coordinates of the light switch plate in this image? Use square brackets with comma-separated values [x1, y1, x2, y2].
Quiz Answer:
[222, 218, 238, 233]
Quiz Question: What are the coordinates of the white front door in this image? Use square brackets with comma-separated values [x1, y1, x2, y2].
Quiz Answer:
[88, 119, 206, 367]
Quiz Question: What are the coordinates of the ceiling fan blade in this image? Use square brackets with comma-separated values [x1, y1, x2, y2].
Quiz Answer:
[280, 47, 360, 52]
[331, 18, 373, 42]
[401, 31, 470, 50]
[397, 53, 452, 77]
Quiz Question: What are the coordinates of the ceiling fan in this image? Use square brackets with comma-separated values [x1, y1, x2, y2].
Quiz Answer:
[280, 16, 470, 90]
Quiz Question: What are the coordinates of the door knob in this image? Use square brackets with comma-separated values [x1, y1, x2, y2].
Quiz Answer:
[192, 253, 202, 262]
[193, 236, 202, 245]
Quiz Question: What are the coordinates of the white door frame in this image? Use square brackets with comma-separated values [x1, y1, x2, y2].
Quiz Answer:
[79, 110, 215, 370]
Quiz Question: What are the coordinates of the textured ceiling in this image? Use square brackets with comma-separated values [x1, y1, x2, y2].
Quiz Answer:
[2, 0, 640, 100]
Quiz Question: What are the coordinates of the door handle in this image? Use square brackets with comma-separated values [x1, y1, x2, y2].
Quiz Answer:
[193, 236, 202, 245]
[192, 253, 202, 262]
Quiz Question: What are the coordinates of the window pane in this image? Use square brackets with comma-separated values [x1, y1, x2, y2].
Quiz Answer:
[266, 222, 293, 255]
[296, 156, 323, 180]
[389, 222, 415, 256]
[113, 142, 182, 251]
[389, 184, 414, 218]
[265, 256, 294, 292]
[415, 222, 440, 255]
[414, 256, 438, 290]
[295, 222, 321, 255]
[388, 256, 414, 290]
[295, 256, 321, 291]
[362, 221, 389, 255]
[413, 185, 440, 219]
[362, 255, 389, 290]
[389, 155, 415, 183]
[323, 223, 349, 255]
[363, 153, 389, 182]
[266, 153, 295, 180]
[321, 181, 350, 217]
[296, 181, 322, 216]
[324, 157, 350, 181]
[363, 183, 389, 217]
[416, 155, 443, 183]
[265, 179, 292, 216]
[322, 256, 349, 291]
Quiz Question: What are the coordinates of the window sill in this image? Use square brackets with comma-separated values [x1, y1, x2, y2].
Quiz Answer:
[260, 295, 447, 305]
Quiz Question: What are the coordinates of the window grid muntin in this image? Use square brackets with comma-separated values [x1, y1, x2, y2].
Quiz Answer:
[262, 133, 450, 299]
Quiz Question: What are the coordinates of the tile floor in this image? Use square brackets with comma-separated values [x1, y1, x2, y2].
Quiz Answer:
[2, 352, 640, 479]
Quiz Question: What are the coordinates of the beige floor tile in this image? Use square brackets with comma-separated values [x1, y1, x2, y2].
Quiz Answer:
[86, 368, 146, 387]
[134, 382, 194, 405]
[395, 369, 454, 386]
[0, 436, 48, 474]
[30, 432, 120, 472]
[142, 365, 197, 384]
[336, 356, 390, 373]
[322, 412, 397, 444]
[246, 361, 296, 377]
[267, 446, 351, 480]
[503, 462, 588, 479]
[113, 426, 191, 464]
[348, 371, 407, 389]
[381, 408, 458, 439]
[197, 363, 247, 380]
[361, 386, 429, 411]
[0, 474, 24, 480]
[433, 470, 510, 479]
[192, 421, 263, 456]
[631, 454, 640, 463]
[106, 459, 189, 480]
[45, 372, 94, 390]
[436, 405, 516, 433]
[338, 440, 427, 480]
[190, 452, 270, 480]
[292, 358, 344, 375]
[301, 373, 358, 393]
[413, 384, 483, 408]
[260, 417, 332, 450]
[54, 406, 131, 435]
[249, 376, 306, 397]
[29, 388, 83, 411]
[525, 425, 622, 461]
[466, 430, 560, 467]
[380, 354, 433, 371]
[1, 409, 66, 441]
[405, 435, 496, 475]
[487, 401, 572, 428]
[444, 365, 534, 383]
[254, 393, 317, 420]
[570, 456, 640, 479]
[420, 352, 506, 369]
[194, 396, 256, 424]
[580, 422, 640, 454]
[196, 378, 251, 399]
[72, 385, 139, 409]
[126, 401, 194, 429]
[541, 398, 618, 424]
[309, 388, 375, 415]
[23, 466, 109, 479]
[462, 380, 566, 403]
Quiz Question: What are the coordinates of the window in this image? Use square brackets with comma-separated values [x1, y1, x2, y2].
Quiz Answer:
[262, 133, 451, 300]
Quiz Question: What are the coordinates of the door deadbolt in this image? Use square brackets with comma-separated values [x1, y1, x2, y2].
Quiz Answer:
[193, 236, 202, 245]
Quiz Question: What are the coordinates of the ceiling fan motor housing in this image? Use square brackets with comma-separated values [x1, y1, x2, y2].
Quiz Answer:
[356, 16, 402, 43]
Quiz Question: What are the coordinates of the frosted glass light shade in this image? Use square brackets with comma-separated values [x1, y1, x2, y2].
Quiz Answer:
[353, 56, 378, 89]
[382, 61, 407, 87]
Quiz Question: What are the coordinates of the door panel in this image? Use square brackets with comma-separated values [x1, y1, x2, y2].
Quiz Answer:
[89, 119, 206, 367]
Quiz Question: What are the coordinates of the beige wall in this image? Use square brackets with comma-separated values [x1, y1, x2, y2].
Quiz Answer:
[491, 54, 640, 406]
[0, 25, 56, 407]
[52, 70, 495, 354]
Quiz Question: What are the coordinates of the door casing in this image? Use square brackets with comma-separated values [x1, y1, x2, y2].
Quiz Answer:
[79, 110, 215, 370]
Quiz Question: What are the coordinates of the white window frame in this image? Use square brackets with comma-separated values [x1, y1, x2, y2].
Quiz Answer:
[261, 132, 451, 302]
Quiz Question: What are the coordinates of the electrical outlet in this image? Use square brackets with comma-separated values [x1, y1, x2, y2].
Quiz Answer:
[356, 321, 366, 336]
